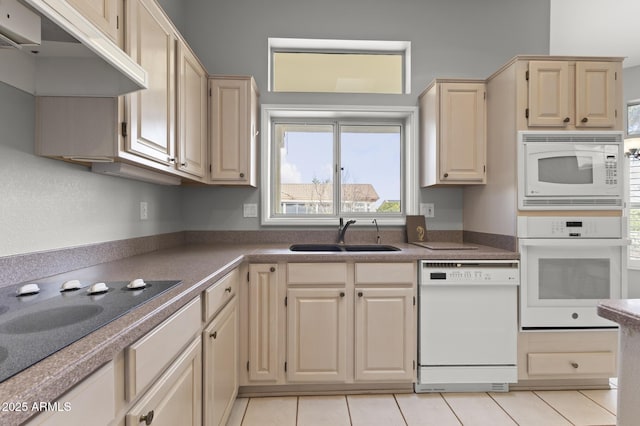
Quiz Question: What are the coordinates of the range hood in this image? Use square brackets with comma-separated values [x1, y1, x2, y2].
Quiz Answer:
[0, 0, 147, 96]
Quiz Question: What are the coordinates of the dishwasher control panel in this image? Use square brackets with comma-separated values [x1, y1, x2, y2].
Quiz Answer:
[420, 260, 519, 285]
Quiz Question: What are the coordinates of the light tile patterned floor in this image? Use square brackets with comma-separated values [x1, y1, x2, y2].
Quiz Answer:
[226, 389, 617, 426]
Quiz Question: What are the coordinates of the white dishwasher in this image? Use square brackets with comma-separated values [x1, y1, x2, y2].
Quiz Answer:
[416, 260, 519, 393]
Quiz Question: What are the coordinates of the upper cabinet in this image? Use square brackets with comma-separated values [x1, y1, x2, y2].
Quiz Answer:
[66, 0, 120, 43]
[209, 76, 260, 186]
[419, 79, 487, 187]
[124, 0, 177, 166]
[526, 60, 621, 129]
[177, 40, 208, 179]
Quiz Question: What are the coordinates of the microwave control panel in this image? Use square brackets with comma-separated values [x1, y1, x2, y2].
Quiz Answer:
[605, 145, 619, 185]
[517, 216, 623, 238]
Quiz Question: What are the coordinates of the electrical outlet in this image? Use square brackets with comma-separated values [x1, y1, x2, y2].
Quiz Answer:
[243, 203, 258, 218]
[140, 202, 148, 220]
[420, 203, 435, 218]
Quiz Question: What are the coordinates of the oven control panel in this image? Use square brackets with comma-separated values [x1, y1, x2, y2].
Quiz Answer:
[517, 216, 622, 238]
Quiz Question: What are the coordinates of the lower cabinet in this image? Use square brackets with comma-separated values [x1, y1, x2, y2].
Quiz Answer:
[286, 287, 348, 382]
[203, 297, 239, 426]
[125, 337, 202, 426]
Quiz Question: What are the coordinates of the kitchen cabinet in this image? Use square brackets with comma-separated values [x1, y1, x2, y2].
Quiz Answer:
[419, 79, 486, 186]
[25, 362, 116, 426]
[177, 40, 208, 179]
[66, 0, 119, 43]
[283, 262, 415, 385]
[516, 330, 617, 384]
[209, 76, 259, 186]
[124, 0, 176, 166]
[354, 263, 415, 382]
[526, 60, 620, 129]
[286, 263, 349, 383]
[203, 270, 239, 426]
[125, 337, 202, 426]
[247, 264, 282, 382]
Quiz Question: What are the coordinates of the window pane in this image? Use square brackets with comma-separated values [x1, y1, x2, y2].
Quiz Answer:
[630, 158, 640, 261]
[628, 103, 640, 136]
[340, 125, 401, 213]
[274, 123, 334, 215]
[273, 52, 403, 94]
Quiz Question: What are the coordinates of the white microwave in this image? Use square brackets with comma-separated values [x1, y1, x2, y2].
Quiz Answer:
[518, 131, 624, 210]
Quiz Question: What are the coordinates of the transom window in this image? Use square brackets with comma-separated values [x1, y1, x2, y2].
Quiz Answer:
[261, 106, 418, 226]
[268, 38, 411, 94]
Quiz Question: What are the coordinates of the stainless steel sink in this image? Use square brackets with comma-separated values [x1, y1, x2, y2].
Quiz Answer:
[289, 243, 400, 252]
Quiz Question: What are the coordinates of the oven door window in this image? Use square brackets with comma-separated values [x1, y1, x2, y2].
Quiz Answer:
[539, 258, 609, 299]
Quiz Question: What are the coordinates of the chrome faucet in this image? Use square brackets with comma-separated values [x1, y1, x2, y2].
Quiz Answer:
[338, 218, 356, 244]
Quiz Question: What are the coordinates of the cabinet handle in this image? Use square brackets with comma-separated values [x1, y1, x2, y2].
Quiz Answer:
[239, 172, 245, 178]
[358, 291, 363, 297]
[563, 117, 570, 123]
[210, 331, 217, 339]
[443, 173, 449, 178]
[270, 267, 276, 272]
[340, 292, 345, 297]
[224, 286, 232, 293]
[581, 117, 589, 123]
[570, 362, 579, 369]
[181, 161, 188, 167]
[168, 157, 176, 163]
[140, 410, 154, 425]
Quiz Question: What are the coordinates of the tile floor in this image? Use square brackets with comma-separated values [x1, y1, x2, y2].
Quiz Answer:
[226, 388, 617, 426]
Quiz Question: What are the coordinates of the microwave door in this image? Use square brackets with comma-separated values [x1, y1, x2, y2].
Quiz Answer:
[525, 147, 604, 197]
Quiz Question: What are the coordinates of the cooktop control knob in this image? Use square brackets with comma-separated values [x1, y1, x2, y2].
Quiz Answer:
[17, 283, 40, 296]
[87, 282, 109, 295]
[127, 278, 147, 289]
[60, 280, 81, 292]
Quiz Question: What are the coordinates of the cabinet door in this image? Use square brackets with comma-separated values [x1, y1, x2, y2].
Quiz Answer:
[177, 41, 207, 178]
[67, 0, 119, 43]
[248, 264, 280, 382]
[125, 337, 202, 426]
[575, 61, 617, 128]
[354, 287, 414, 382]
[439, 82, 486, 182]
[286, 288, 348, 383]
[209, 77, 257, 186]
[125, 0, 176, 165]
[527, 61, 571, 127]
[204, 298, 238, 426]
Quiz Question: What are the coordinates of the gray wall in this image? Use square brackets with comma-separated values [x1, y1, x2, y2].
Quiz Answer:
[180, 0, 551, 231]
[0, 82, 183, 257]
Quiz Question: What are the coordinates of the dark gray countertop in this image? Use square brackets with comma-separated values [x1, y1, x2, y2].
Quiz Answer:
[0, 241, 517, 425]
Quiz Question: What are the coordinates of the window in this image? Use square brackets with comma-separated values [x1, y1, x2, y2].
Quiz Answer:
[627, 101, 640, 268]
[261, 105, 418, 226]
[268, 38, 411, 94]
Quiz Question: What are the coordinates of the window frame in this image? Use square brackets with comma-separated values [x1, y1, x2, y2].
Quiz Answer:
[267, 38, 411, 94]
[626, 100, 640, 269]
[260, 104, 419, 226]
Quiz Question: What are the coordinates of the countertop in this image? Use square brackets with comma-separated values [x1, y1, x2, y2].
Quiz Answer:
[598, 299, 640, 332]
[0, 241, 517, 424]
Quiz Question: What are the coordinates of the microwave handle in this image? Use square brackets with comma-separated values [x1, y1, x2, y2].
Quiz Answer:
[519, 238, 630, 247]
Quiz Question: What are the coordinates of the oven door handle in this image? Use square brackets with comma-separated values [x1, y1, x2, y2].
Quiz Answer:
[519, 238, 630, 247]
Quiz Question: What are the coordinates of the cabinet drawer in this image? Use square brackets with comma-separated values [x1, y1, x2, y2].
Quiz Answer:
[126, 337, 202, 426]
[27, 362, 115, 426]
[288, 263, 347, 284]
[126, 297, 201, 401]
[203, 269, 239, 322]
[355, 263, 415, 285]
[528, 352, 616, 377]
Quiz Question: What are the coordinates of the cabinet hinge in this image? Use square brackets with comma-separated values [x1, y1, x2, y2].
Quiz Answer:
[116, 15, 119, 30]
[209, 88, 212, 96]
[525, 70, 529, 81]
[413, 360, 416, 370]
[284, 296, 288, 307]
[484, 165, 486, 173]
[615, 71, 618, 81]
[413, 296, 416, 306]
[209, 164, 212, 173]
[525, 108, 529, 119]
[246, 361, 249, 371]
[483, 91, 486, 100]
[284, 362, 287, 372]
[121, 122, 128, 137]
[247, 271, 250, 282]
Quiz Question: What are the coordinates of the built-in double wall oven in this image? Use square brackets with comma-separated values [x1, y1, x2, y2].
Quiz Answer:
[518, 216, 627, 329]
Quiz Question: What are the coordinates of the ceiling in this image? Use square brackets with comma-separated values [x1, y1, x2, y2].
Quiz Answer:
[550, 0, 640, 68]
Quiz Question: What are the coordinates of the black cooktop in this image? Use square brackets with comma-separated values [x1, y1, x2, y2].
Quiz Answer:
[0, 280, 182, 383]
